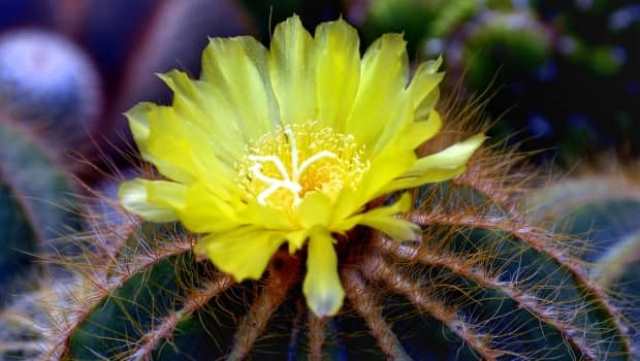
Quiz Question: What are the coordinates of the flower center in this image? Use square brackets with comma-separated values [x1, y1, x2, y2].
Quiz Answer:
[238, 122, 369, 210]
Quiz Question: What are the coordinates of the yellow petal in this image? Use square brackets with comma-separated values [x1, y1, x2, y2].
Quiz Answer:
[179, 183, 239, 233]
[238, 201, 294, 230]
[125, 103, 192, 183]
[345, 33, 408, 153]
[285, 229, 308, 252]
[313, 18, 360, 130]
[338, 193, 418, 241]
[303, 228, 344, 317]
[127, 102, 238, 188]
[407, 57, 444, 120]
[201, 36, 279, 141]
[332, 145, 415, 222]
[384, 133, 486, 192]
[296, 191, 332, 228]
[357, 147, 417, 206]
[119, 179, 186, 222]
[125, 102, 152, 145]
[197, 228, 285, 281]
[158, 70, 245, 161]
[269, 15, 316, 124]
[401, 110, 443, 150]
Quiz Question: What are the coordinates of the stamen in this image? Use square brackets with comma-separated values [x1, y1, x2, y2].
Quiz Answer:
[240, 123, 369, 210]
[297, 150, 337, 177]
[285, 126, 300, 180]
[248, 155, 290, 181]
[250, 163, 301, 205]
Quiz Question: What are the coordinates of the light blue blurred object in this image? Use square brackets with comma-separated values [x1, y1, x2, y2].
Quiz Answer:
[0, 30, 101, 147]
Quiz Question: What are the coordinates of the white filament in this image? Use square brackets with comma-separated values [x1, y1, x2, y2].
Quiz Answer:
[250, 126, 336, 206]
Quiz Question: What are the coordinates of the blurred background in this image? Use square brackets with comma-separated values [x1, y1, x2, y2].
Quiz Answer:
[1, 0, 639, 179]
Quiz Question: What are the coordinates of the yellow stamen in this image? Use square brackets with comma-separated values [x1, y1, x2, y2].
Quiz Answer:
[238, 122, 369, 210]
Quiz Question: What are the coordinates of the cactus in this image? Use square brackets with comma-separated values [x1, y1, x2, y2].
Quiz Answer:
[0, 119, 79, 301]
[527, 173, 640, 350]
[25, 137, 634, 361]
[0, 119, 80, 360]
[1, 12, 634, 360]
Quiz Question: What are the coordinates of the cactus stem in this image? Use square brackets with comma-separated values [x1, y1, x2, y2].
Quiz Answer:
[591, 231, 640, 288]
[373, 236, 600, 360]
[452, 154, 529, 215]
[227, 254, 299, 361]
[0, 340, 43, 353]
[527, 176, 640, 223]
[408, 211, 567, 262]
[342, 268, 412, 361]
[44, 237, 194, 360]
[0, 169, 45, 245]
[307, 311, 327, 361]
[362, 253, 506, 361]
[407, 209, 632, 355]
[362, 255, 503, 361]
[127, 274, 234, 361]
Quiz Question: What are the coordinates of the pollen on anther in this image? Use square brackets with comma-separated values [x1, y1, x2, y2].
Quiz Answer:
[237, 122, 369, 210]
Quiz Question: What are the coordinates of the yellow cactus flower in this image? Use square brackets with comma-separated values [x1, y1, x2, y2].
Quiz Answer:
[119, 15, 485, 317]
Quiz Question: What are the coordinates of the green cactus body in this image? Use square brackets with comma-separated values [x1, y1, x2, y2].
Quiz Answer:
[528, 175, 640, 354]
[0, 120, 80, 360]
[37, 161, 635, 361]
[0, 120, 79, 298]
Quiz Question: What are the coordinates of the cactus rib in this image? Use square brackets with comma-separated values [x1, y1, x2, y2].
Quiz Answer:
[43, 237, 193, 360]
[408, 209, 632, 358]
[592, 231, 640, 288]
[227, 255, 300, 361]
[342, 268, 413, 361]
[373, 236, 600, 360]
[363, 256, 503, 361]
[307, 312, 327, 361]
[127, 274, 234, 361]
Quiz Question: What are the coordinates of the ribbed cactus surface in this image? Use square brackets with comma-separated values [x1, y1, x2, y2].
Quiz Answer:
[37, 154, 635, 361]
[528, 175, 640, 353]
[0, 119, 80, 360]
[0, 120, 78, 301]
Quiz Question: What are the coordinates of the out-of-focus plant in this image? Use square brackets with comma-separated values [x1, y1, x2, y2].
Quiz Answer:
[0, 118, 80, 360]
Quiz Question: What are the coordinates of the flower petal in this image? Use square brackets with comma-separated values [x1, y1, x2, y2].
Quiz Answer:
[126, 102, 238, 188]
[201, 36, 280, 141]
[269, 15, 316, 124]
[196, 228, 285, 281]
[179, 183, 239, 233]
[303, 228, 344, 317]
[384, 133, 486, 192]
[345, 33, 409, 153]
[338, 193, 418, 241]
[158, 70, 245, 161]
[313, 18, 360, 130]
[331, 145, 416, 222]
[401, 110, 443, 150]
[296, 191, 332, 228]
[119, 179, 186, 222]
[407, 57, 444, 120]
